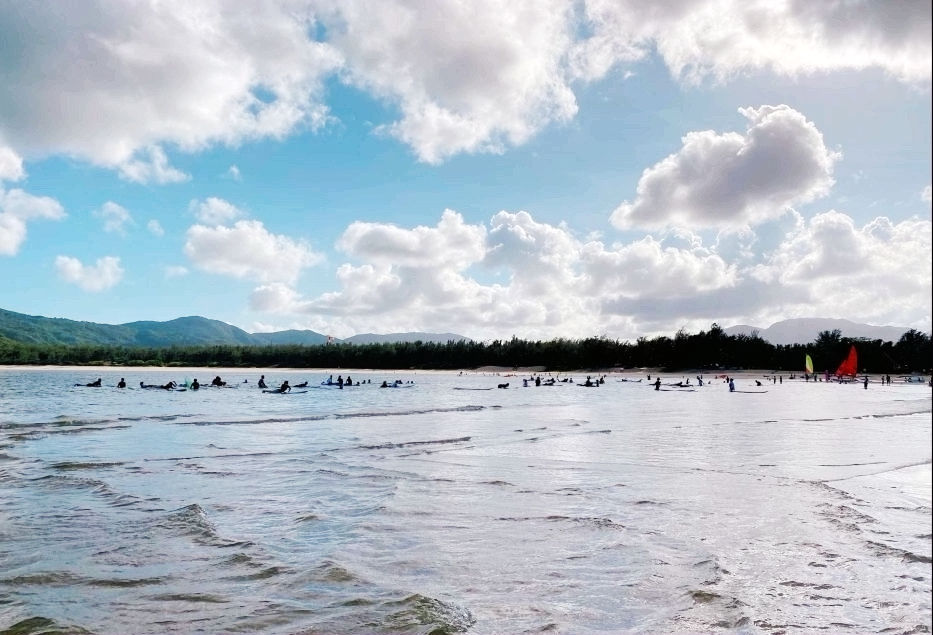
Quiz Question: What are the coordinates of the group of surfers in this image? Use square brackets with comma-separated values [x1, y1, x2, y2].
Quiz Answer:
[79, 373, 408, 392]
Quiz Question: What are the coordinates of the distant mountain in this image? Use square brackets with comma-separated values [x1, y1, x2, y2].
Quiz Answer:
[0, 308, 327, 347]
[724, 318, 914, 346]
[343, 332, 471, 345]
[0, 308, 468, 348]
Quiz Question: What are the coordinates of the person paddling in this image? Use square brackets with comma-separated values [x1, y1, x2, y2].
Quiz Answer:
[276, 380, 291, 393]
[85, 378, 102, 387]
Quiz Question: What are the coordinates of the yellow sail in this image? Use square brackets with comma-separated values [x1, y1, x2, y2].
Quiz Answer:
[805, 354, 814, 374]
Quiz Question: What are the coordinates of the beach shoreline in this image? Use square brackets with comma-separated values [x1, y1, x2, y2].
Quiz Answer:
[0, 364, 809, 379]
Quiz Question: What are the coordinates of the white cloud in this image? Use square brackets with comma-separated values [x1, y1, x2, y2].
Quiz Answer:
[93, 201, 133, 234]
[55, 255, 124, 292]
[330, 0, 578, 164]
[611, 105, 840, 230]
[0, 186, 66, 255]
[184, 219, 322, 284]
[164, 265, 189, 278]
[147, 219, 165, 236]
[0, 2, 340, 169]
[0, 145, 25, 182]
[576, 0, 931, 85]
[0, 2, 927, 169]
[750, 210, 931, 328]
[243, 206, 930, 340]
[227, 165, 241, 180]
[188, 197, 245, 225]
[118, 146, 189, 184]
[338, 209, 486, 268]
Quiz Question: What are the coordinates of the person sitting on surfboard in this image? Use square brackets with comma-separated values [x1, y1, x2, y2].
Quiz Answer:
[191, 378, 200, 390]
[117, 378, 126, 388]
[211, 376, 225, 386]
[258, 375, 267, 389]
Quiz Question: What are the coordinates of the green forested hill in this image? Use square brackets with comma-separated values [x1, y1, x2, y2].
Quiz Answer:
[0, 308, 326, 347]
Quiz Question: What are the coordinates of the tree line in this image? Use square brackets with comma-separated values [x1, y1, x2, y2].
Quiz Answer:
[0, 325, 929, 374]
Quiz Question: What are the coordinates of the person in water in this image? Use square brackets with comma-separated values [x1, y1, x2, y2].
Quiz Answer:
[294, 381, 308, 388]
[380, 380, 389, 387]
[729, 378, 736, 392]
[654, 377, 662, 391]
[191, 378, 200, 390]
[211, 376, 225, 386]
[276, 380, 290, 393]
[117, 378, 126, 388]
[258, 375, 267, 389]
[345, 375, 352, 386]
[85, 378, 102, 387]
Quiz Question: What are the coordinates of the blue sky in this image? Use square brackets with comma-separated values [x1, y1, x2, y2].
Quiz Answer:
[1, 1, 930, 341]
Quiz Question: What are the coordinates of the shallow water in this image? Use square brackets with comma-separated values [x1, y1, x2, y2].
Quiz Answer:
[1, 368, 930, 634]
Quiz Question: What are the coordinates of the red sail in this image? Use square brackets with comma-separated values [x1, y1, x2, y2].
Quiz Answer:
[835, 345, 858, 377]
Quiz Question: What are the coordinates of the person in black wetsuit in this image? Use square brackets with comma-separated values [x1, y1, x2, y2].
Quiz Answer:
[276, 380, 291, 393]
[85, 378, 102, 387]
[258, 375, 267, 389]
[117, 378, 126, 388]
[191, 378, 200, 390]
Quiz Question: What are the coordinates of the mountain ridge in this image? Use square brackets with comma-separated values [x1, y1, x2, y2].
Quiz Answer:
[0, 308, 470, 348]
[724, 318, 915, 346]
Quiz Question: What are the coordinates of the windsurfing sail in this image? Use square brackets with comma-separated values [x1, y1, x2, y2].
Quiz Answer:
[805, 354, 814, 374]
[835, 345, 857, 378]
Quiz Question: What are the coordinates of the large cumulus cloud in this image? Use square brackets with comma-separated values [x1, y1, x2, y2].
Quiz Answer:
[611, 105, 839, 230]
[242, 206, 930, 340]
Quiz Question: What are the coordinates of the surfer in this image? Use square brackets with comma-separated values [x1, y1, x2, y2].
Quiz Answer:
[82, 378, 102, 387]
[654, 377, 661, 391]
[258, 375, 267, 389]
[294, 381, 308, 388]
[211, 376, 225, 386]
[191, 378, 200, 390]
[729, 378, 735, 392]
[117, 378, 126, 388]
[275, 380, 290, 393]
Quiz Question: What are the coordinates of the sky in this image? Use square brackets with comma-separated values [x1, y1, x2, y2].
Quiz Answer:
[1, 0, 931, 342]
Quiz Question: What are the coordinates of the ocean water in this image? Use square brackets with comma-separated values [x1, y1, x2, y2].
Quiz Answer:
[0, 368, 930, 635]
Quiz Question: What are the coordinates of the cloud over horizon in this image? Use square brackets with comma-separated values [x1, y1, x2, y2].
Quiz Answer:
[240, 207, 931, 340]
